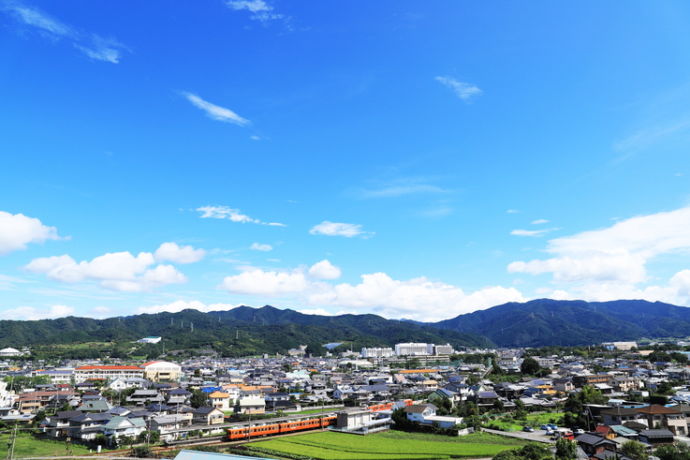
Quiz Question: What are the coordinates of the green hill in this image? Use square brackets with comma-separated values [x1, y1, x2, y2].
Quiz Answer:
[0, 305, 491, 357]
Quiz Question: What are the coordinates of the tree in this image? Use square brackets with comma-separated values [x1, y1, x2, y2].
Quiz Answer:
[493, 443, 552, 460]
[563, 386, 606, 429]
[655, 443, 690, 460]
[620, 440, 648, 460]
[555, 438, 577, 460]
[520, 357, 541, 375]
[190, 389, 209, 408]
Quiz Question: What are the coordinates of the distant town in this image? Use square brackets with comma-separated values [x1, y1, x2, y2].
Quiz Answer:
[0, 336, 687, 459]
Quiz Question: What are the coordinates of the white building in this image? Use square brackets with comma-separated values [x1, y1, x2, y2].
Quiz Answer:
[137, 336, 162, 344]
[35, 368, 74, 385]
[602, 341, 637, 351]
[142, 361, 181, 382]
[361, 347, 394, 358]
[433, 344, 454, 355]
[394, 343, 430, 356]
[0, 348, 23, 358]
[74, 365, 144, 383]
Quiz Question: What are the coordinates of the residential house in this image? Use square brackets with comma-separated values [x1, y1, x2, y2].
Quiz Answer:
[636, 405, 687, 435]
[638, 429, 675, 445]
[151, 413, 193, 441]
[235, 394, 265, 414]
[102, 416, 146, 443]
[208, 391, 231, 412]
[575, 433, 618, 458]
[42, 410, 82, 438]
[192, 407, 224, 425]
[69, 412, 113, 441]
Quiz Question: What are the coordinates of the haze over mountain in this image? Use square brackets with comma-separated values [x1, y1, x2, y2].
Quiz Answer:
[1, 299, 689, 355]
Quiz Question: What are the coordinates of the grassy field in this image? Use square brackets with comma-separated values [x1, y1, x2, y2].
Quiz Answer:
[0, 433, 93, 458]
[488, 412, 564, 432]
[243, 430, 527, 459]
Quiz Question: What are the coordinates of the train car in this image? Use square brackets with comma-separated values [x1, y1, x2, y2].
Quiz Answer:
[367, 399, 413, 412]
[227, 415, 337, 441]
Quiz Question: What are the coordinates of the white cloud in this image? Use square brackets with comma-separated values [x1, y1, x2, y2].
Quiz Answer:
[531, 219, 549, 225]
[75, 35, 128, 64]
[197, 205, 285, 227]
[435, 76, 482, 102]
[308, 260, 341, 280]
[358, 178, 449, 199]
[155, 242, 205, 264]
[219, 264, 524, 321]
[222, 269, 309, 296]
[509, 206, 690, 284]
[4, 3, 74, 36]
[0, 304, 74, 321]
[0, 211, 60, 255]
[2, 3, 128, 63]
[182, 92, 249, 126]
[506, 209, 520, 214]
[226, 0, 285, 23]
[250, 242, 273, 252]
[309, 221, 371, 238]
[510, 228, 557, 237]
[137, 300, 240, 315]
[26, 249, 187, 292]
[308, 273, 523, 320]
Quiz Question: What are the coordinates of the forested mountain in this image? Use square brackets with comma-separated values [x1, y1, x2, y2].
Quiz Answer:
[3, 299, 690, 356]
[0, 306, 491, 357]
[430, 299, 690, 347]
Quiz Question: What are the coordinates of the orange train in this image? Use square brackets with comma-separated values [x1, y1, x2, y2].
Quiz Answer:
[227, 415, 337, 440]
[367, 399, 413, 412]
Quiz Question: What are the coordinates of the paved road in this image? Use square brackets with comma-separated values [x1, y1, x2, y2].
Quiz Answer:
[481, 427, 555, 444]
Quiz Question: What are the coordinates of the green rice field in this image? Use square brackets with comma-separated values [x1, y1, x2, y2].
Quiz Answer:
[243, 430, 527, 459]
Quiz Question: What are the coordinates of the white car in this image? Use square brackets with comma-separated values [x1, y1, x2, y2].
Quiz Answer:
[574, 429, 585, 435]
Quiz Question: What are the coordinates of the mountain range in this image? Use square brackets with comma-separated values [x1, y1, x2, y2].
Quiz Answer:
[431, 298, 690, 347]
[2, 299, 689, 355]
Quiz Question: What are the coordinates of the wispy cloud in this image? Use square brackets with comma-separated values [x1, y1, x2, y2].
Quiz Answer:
[531, 219, 549, 225]
[197, 205, 285, 227]
[506, 209, 520, 214]
[250, 242, 273, 252]
[358, 178, 450, 199]
[435, 76, 482, 102]
[182, 92, 250, 126]
[75, 35, 128, 64]
[226, 0, 287, 25]
[614, 118, 690, 159]
[511, 228, 558, 237]
[2, 1, 128, 63]
[309, 221, 372, 238]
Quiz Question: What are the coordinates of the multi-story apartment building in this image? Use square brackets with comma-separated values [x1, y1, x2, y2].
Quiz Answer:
[142, 361, 182, 382]
[74, 365, 144, 383]
[394, 343, 430, 356]
[361, 347, 394, 358]
[433, 344, 454, 355]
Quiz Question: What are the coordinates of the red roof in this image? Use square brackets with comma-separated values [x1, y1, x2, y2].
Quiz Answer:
[76, 365, 142, 370]
[142, 361, 160, 367]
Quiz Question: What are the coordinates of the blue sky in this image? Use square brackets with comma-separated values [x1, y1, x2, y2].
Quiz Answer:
[2, 0, 690, 321]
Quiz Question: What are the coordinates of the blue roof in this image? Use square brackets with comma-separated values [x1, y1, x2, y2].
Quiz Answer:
[174, 449, 276, 460]
[201, 386, 222, 393]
